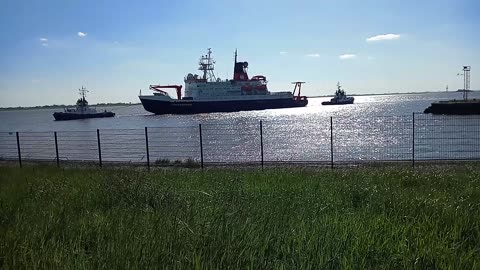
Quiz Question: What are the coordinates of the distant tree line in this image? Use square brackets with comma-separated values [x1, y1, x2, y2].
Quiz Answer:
[0, 102, 140, 111]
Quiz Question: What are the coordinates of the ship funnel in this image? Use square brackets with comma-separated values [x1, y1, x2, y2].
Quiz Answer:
[233, 50, 249, 81]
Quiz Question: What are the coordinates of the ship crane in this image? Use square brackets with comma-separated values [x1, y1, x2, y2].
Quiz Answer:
[149, 84, 182, 100]
[292, 82, 307, 100]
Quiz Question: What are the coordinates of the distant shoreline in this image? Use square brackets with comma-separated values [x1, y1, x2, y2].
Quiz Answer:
[308, 90, 478, 98]
[0, 102, 141, 111]
[1, 90, 478, 110]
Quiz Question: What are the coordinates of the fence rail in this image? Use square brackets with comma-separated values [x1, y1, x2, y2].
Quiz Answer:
[1, 114, 480, 168]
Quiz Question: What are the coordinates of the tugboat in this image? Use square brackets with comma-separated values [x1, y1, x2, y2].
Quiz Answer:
[138, 48, 308, 114]
[53, 87, 115, 121]
[321, 82, 355, 105]
[424, 66, 480, 114]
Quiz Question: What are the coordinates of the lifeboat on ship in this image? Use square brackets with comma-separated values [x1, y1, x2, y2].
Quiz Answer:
[255, 85, 267, 91]
[251, 75, 267, 81]
[241, 85, 253, 92]
[252, 76, 267, 93]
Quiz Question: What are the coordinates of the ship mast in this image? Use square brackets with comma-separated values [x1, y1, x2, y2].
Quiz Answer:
[234, 48, 237, 67]
[198, 48, 216, 81]
[79, 86, 89, 101]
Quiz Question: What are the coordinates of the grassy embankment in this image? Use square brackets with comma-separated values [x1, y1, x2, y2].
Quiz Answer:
[0, 166, 479, 269]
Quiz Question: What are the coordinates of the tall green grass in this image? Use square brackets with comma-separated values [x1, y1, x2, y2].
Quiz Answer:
[0, 166, 479, 269]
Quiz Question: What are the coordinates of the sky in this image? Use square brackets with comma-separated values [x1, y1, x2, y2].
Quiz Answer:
[0, 0, 479, 107]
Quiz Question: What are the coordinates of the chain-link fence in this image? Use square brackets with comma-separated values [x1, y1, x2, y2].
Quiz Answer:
[1, 114, 479, 168]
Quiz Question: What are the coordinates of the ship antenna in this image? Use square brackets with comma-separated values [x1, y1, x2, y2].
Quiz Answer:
[79, 86, 89, 101]
[198, 48, 216, 81]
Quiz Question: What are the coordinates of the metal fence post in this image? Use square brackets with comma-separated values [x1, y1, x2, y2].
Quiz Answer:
[16, 131, 22, 168]
[97, 129, 102, 167]
[54, 131, 59, 167]
[145, 127, 150, 171]
[199, 124, 204, 169]
[330, 116, 334, 169]
[412, 112, 415, 168]
[260, 120, 264, 169]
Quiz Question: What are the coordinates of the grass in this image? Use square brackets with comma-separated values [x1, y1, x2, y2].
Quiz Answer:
[0, 165, 479, 269]
[154, 158, 200, 168]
